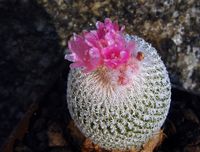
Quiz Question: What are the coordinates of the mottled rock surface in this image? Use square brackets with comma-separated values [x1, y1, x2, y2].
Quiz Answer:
[38, 0, 200, 94]
[0, 0, 63, 146]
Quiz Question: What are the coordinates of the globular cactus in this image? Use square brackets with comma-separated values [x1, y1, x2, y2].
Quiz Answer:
[65, 18, 171, 151]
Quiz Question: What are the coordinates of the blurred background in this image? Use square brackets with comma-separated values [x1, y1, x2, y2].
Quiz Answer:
[0, 0, 199, 152]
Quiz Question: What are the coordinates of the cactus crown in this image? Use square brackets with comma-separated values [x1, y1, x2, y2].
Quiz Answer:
[65, 18, 145, 87]
[65, 19, 171, 151]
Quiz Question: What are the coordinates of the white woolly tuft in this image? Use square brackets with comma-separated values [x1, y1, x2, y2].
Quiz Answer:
[66, 35, 171, 150]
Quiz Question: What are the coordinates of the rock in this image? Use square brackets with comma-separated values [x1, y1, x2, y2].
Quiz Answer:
[37, 0, 200, 94]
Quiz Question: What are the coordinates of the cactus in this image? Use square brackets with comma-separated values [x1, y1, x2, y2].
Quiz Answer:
[65, 18, 171, 151]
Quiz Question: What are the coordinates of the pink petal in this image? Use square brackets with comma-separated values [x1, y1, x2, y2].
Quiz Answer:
[68, 34, 90, 60]
[64, 53, 77, 62]
[70, 62, 83, 68]
[96, 21, 104, 29]
[84, 31, 99, 48]
[89, 48, 102, 69]
[126, 40, 136, 54]
[105, 32, 115, 45]
[120, 51, 129, 59]
[65, 18, 134, 72]
[113, 21, 119, 31]
[104, 18, 113, 30]
[89, 47, 100, 59]
[120, 25, 125, 32]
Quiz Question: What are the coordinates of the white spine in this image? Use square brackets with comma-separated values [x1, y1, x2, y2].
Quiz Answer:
[67, 35, 171, 150]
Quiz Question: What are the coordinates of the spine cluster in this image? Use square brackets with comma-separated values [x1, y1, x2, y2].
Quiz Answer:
[67, 35, 171, 150]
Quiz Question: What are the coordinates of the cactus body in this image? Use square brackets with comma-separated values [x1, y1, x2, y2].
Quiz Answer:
[67, 35, 171, 150]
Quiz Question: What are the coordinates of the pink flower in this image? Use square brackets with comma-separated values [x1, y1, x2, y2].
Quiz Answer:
[66, 33, 101, 72]
[65, 18, 136, 72]
[102, 45, 130, 69]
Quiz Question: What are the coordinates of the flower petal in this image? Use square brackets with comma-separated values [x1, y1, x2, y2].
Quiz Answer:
[65, 52, 77, 62]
